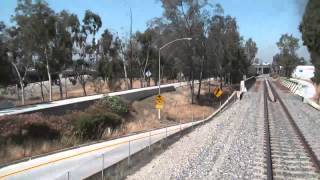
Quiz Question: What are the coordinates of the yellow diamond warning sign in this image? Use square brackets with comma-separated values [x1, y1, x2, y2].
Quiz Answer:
[155, 95, 164, 109]
[213, 87, 223, 98]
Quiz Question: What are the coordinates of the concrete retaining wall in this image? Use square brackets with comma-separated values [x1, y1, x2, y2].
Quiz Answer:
[18, 86, 176, 116]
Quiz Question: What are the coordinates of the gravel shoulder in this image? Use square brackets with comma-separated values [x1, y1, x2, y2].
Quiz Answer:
[127, 83, 265, 180]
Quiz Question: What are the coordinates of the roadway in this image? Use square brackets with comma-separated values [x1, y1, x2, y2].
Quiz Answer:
[0, 121, 201, 179]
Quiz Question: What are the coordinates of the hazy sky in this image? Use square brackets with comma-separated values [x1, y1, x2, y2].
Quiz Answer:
[0, 0, 310, 63]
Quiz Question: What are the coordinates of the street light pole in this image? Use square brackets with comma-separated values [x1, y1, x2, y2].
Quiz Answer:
[158, 37, 192, 120]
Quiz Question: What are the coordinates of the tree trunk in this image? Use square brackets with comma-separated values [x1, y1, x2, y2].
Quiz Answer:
[142, 49, 150, 88]
[45, 48, 52, 101]
[16, 84, 20, 101]
[20, 82, 25, 105]
[220, 73, 223, 89]
[81, 78, 87, 96]
[58, 76, 63, 99]
[65, 77, 68, 98]
[190, 71, 194, 104]
[40, 80, 44, 102]
[130, 77, 133, 89]
[122, 61, 129, 90]
[11, 63, 25, 105]
[191, 78, 195, 104]
[197, 57, 205, 99]
[140, 78, 143, 88]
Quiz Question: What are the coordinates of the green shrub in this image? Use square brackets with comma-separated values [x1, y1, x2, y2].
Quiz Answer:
[100, 96, 128, 115]
[74, 111, 122, 140]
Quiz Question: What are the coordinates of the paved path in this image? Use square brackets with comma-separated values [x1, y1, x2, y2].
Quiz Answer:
[0, 121, 201, 180]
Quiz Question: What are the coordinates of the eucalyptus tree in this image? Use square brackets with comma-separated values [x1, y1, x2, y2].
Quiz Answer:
[12, 0, 57, 101]
[97, 29, 113, 82]
[243, 38, 258, 74]
[51, 10, 77, 99]
[207, 11, 225, 87]
[0, 22, 14, 87]
[32, 0, 56, 101]
[134, 29, 158, 87]
[97, 29, 124, 91]
[82, 10, 102, 64]
[116, 37, 129, 89]
[5, 26, 31, 105]
[73, 10, 102, 96]
[156, 0, 215, 103]
[275, 34, 300, 77]
[300, 0, 320, 85]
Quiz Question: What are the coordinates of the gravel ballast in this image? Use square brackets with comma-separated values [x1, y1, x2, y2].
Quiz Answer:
[127, 87, 265, 180]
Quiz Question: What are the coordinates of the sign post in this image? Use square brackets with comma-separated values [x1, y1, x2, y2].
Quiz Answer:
[155, 95, 164, 119]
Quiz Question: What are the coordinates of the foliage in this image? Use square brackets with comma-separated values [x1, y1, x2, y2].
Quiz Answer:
[97, 29, 123, 91]
[244, 38, 258, 71]
[100, 96, 129, 115]
[74, 110, 121, 140]
[273, 34, 300, 77]
[300, 0, 320, 84]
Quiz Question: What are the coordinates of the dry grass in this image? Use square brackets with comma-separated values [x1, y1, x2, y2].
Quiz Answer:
[121, 83, 219, 134]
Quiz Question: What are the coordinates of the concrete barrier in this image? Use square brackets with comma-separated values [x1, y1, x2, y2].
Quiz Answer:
[238, 76, 256, 99]
[280, 78, 319, 111]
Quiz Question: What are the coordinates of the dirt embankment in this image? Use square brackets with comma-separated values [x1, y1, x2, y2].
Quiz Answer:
[0, 82, 234, 165]
[122, 83, 234, 134]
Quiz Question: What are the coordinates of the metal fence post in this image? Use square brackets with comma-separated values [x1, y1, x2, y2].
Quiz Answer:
[128, 141, 131, 166]
[202, 112, 205, 125]
[166, 127, 168, 139]
[101, 154, 104, 179]
[192, 108, 194, 129]
[148, 132, 151, 152]
[180, 122, 182, 136]
[67, 171, 70, 180]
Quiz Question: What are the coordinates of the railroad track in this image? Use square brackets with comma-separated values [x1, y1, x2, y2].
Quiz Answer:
[263, 79, 320, 179]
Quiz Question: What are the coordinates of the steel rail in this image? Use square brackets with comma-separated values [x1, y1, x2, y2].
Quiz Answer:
[264, 80, 273, 180]
[268, 80, 320, 173]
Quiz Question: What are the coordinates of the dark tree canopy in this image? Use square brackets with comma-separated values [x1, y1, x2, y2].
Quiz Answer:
[300, 0, 320, 84]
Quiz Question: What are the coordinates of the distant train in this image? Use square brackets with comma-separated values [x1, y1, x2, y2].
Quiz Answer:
[291, 65, 315, 81]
